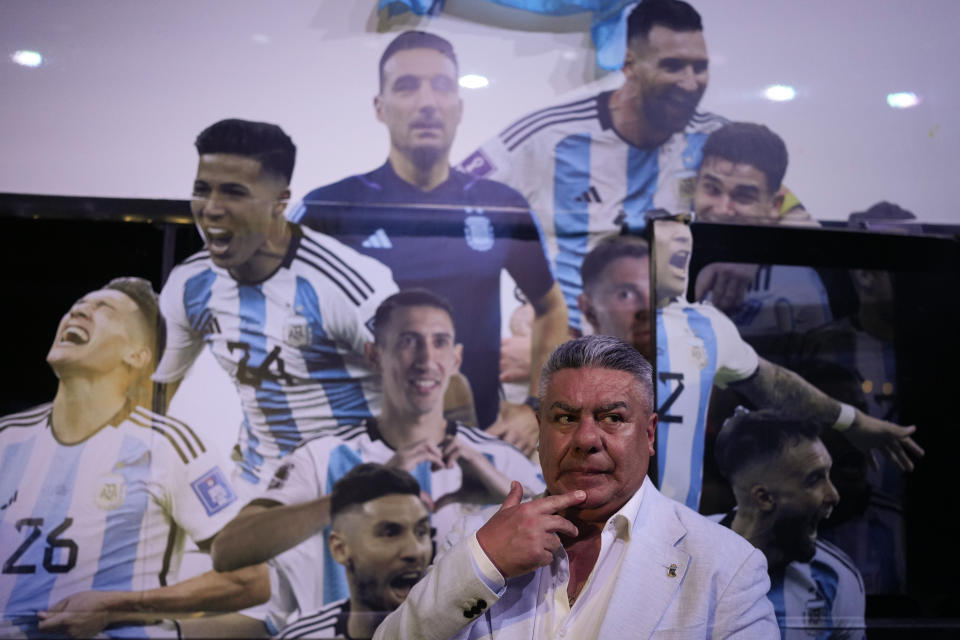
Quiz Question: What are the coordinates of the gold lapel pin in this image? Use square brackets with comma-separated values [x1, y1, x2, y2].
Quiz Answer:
[667, 563, 678, 578]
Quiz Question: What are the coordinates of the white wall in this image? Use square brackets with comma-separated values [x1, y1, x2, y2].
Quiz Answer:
[1, 0, 956, 222]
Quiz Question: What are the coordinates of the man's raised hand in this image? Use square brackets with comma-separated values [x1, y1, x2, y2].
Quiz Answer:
[475, 482, 585, 578]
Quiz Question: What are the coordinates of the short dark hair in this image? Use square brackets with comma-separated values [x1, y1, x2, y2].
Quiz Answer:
[627, 0, 703, 42]
[581, 234, 650, 293]
[848, 201, 917, 229]
[701, 122, 789, 193]
[715, 408, 820, 483]
[373, 288, 455, 343]
[103, 277, 165, 369]
[194, 118, 296, 184]
[330, 463, 422, 521]
[539, 335, 654, 412]
[379, 30, 458, 93]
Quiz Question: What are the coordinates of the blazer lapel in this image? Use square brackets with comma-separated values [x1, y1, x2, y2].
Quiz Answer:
[598, 485, 691, 639]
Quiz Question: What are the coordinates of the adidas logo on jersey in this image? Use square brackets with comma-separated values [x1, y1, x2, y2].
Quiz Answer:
[574, 186, 603, 204]
[362, 228, 393, 249]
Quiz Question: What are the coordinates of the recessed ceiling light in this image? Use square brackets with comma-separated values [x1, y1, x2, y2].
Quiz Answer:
[886, 92, 919, 109]
[459, 74, 489, 89]
[764, 84, 796, 102]
[12, 50, 43, 67]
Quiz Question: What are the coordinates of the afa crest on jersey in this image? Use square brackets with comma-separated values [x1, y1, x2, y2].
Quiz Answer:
[680, 325, 709, 370]
[464, 210, 494, 252]
[284, 313, 313, 348]
[191, 466, 238, 516]
[95, 473, 126, 510]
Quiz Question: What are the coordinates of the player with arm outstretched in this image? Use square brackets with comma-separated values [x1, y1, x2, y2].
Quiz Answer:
[577, 228, 922, 510]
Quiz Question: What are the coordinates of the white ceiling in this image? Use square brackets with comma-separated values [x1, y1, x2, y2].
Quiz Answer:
[1, 0, 957, 222]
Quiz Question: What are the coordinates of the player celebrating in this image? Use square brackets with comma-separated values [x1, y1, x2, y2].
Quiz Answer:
[459, 0, 722, 331]
[276, 464, 432, 639]
[714, 409, 866, 639]
[154, 119, 398, 496]
[211, 289, 544, 621]
[289, 31, 567, 452]
[0, 278, 266, 638]
[576, 228, 922, 509]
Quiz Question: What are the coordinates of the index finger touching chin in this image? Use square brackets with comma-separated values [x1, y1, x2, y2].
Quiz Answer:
[538, 490, 587, 513]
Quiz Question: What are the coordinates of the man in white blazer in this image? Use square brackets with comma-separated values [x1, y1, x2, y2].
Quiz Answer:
[374, 335, 778, 639]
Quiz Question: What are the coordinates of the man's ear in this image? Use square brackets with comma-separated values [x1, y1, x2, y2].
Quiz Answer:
[452, 342, 463, 373]
[750, 483, 776, 513]
[329, 530, 350, 567]
[645, 412, 657, 456]
[770, 191, 785, 220]
[577, 293, 598, 330]
[365, 341, 380, 371]
[622, 45, 637, 79]
[374, 95, 385, 124]
[273, 188, 291, 218]
[123, 345, 152, 371]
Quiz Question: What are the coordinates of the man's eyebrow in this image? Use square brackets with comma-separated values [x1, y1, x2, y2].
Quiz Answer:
[549, 401, 580, 412]
[595, 402, 628, 413]
[731, 185, 761, 197]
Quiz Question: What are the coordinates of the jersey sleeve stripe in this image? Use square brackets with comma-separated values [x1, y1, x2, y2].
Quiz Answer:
[294, 255, 362, 306]
[504, 113, 600, 152]
[0, 403, 52, 432]
[157, 522, 180, 587]
[138, 408, 207, 454]
[500, 96, 598, 140]
[455, 424, 503, 444]
[128, 408, 204, 462]
[279, 600, 346, 638]
[301, 235, 377, 297]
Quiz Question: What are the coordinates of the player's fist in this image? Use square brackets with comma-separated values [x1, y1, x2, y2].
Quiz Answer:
[475, 482, 585, 578]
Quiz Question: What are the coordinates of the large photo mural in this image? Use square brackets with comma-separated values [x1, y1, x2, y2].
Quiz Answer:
[1, 1, 957, 637]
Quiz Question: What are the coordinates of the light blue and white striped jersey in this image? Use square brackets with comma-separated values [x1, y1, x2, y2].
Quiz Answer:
[712, 512, 866, 639]
[257, 419, 545, 627]
[458, 91, 726, 329]
[0, 404, 241, 637]
[771, 540, 866, 640]
[656, 300, 758, 509]
[156, 225, 398, 487]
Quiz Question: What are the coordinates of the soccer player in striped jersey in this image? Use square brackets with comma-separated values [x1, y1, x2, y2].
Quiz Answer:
[692, 122, 832, 338]
[211, 290, 544, 626]
[154, 119, 398, 498]
[713, 409, 866, 639]
[0, 278, 267, 638]
[277, 464, 431, 640]
[458, 0, 722, 332]
[577, 228, 922, 510]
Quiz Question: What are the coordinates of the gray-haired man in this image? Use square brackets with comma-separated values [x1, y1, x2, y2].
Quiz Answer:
[374, 335, 778, 639]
